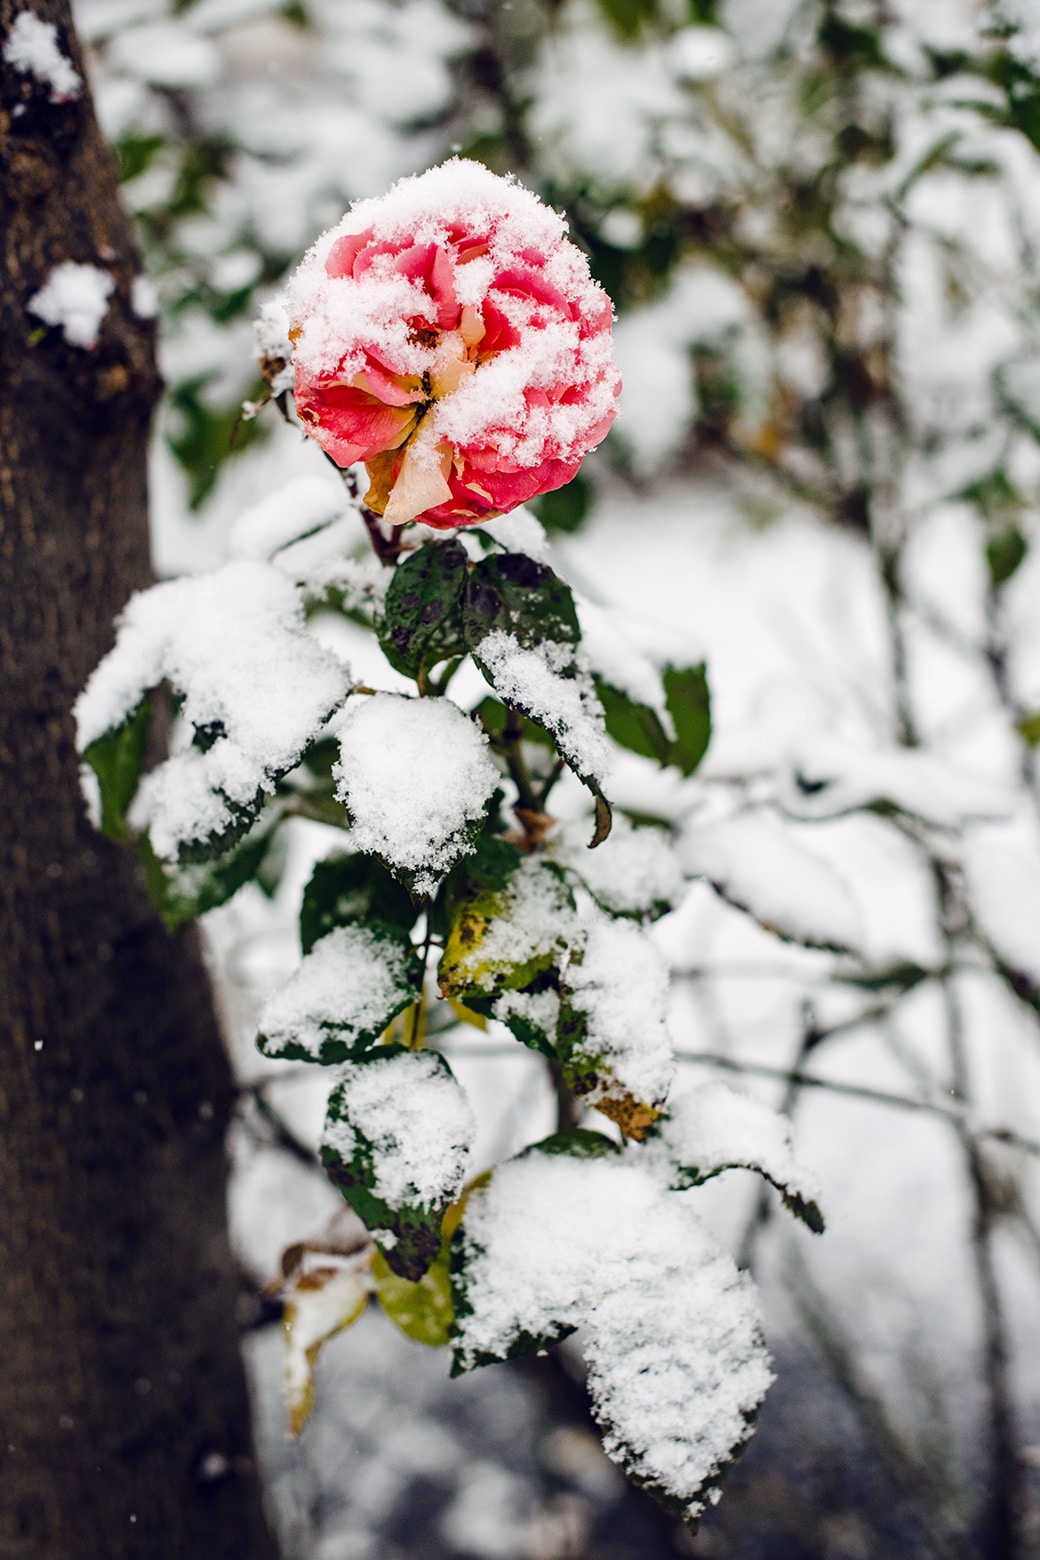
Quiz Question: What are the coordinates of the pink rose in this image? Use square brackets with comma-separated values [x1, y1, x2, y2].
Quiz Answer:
[284, 160, 621, 529]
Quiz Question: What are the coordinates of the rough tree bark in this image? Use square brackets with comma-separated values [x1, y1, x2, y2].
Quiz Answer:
[0, 4, 279, 1555]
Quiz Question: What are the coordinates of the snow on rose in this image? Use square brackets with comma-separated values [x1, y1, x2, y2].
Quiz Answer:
[281, 159, 621, 529]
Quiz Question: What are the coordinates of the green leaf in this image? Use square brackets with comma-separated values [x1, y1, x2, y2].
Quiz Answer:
[464, 552, 580, 652]
[320, 1045, 473, 1280]
[257, 922, 424, 1065]
[532, 471, 592, 534]
[596, 679, 672, 765]
[82, 698, 152, 843]
[116, 133, 165, 182]
[449, 1147, 772, 1523]
[371, 1249, 454, 1347]
[595, 667, 711, 776]
[518, 1128, 622, 1160]
[1016, 711, 1040, 747]
[986, 526, 1028, 588]
[378, 540, 469, 684]
[663, 663, 711, 775]
[300, 852, 418, 953]
[138, 811, 283, 931]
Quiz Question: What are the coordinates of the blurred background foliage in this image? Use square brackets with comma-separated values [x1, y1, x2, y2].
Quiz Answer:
[78, 0, 1040, 554]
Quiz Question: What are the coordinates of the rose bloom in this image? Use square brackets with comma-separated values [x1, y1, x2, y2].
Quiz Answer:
[283, 160, 621, 530]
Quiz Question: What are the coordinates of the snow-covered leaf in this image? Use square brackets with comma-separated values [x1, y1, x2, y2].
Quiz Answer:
[378, 539, 469, 684]
[283, 1263, 369, 1436]
[257, 924, 423, 1064]
[642, 1082, 825, 1235]
[333, 693, 499, 898]
[557, 916, 674, 1139]
[779, 735, 1013, 829]
[465, 552, 612, 822]
[553, 813, 684, 920]
[437, 838, 578, 1002]
[451, 1149, 773, 1524]
[320, 1045, 475, 1281]
[75, 561, 351, 861]
[141, 804, 285, 931]
[679, 809, 862, 952]
[300, 851, 418, 954]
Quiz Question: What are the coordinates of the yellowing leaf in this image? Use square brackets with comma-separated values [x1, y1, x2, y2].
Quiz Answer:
[371, 1250, 453, 1347]
[283, 1264, 369, 1435]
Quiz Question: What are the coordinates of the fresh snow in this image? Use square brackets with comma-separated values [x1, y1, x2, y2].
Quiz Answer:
[642, 1081, 822, 1213]
[453, 1153, 773, 1519]
[475, 631, 611, 783]
[961, 818, 1040, 988]
[28, 263, 113, 349]
[4, 11, 82, 101]
[323, 1049, 475, 1210]
[258, 926, 416, 1061]
[563, 915, 674, 1112]
[553, 813, 684, 919]
[333, 693, 498, 896]
[228, 475, 348, 562]
[779, 734, 1014, 829]
[443, 855, 578, 996]
[679, 808, 862, 952]
[76, 560, 350, 858]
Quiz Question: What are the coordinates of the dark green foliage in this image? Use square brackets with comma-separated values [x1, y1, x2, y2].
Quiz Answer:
[300, 853, 418, 953]
[138, 816, 283, 932]
[596, 679, 672, 765]
[596, 663, 711, 776]
[517, 1128, 621, 1160]
[321, 1046, 464, 1281]
[116, 133, 165, 182]
[532, 471, 592, 534]
[378, 540, 469, 683]
[82, 698, 152, 843]
[986, 526, 1028, 588]
[464, 553, 581, 651]
[664, 664, 712, 775]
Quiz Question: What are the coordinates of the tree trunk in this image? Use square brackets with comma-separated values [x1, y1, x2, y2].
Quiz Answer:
[0, 5, 279, 1555]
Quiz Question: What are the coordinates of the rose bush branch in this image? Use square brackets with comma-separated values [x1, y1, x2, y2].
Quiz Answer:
[75, 160, 824, 1528]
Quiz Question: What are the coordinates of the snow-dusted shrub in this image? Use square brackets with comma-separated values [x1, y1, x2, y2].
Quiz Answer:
[76, 162, 822, 1526]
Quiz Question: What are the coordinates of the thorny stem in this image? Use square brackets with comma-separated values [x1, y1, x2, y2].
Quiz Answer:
[323, 452, 405, 566]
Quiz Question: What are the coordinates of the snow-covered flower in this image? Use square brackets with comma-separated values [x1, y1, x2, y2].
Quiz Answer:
[283, 159, 621, 529]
